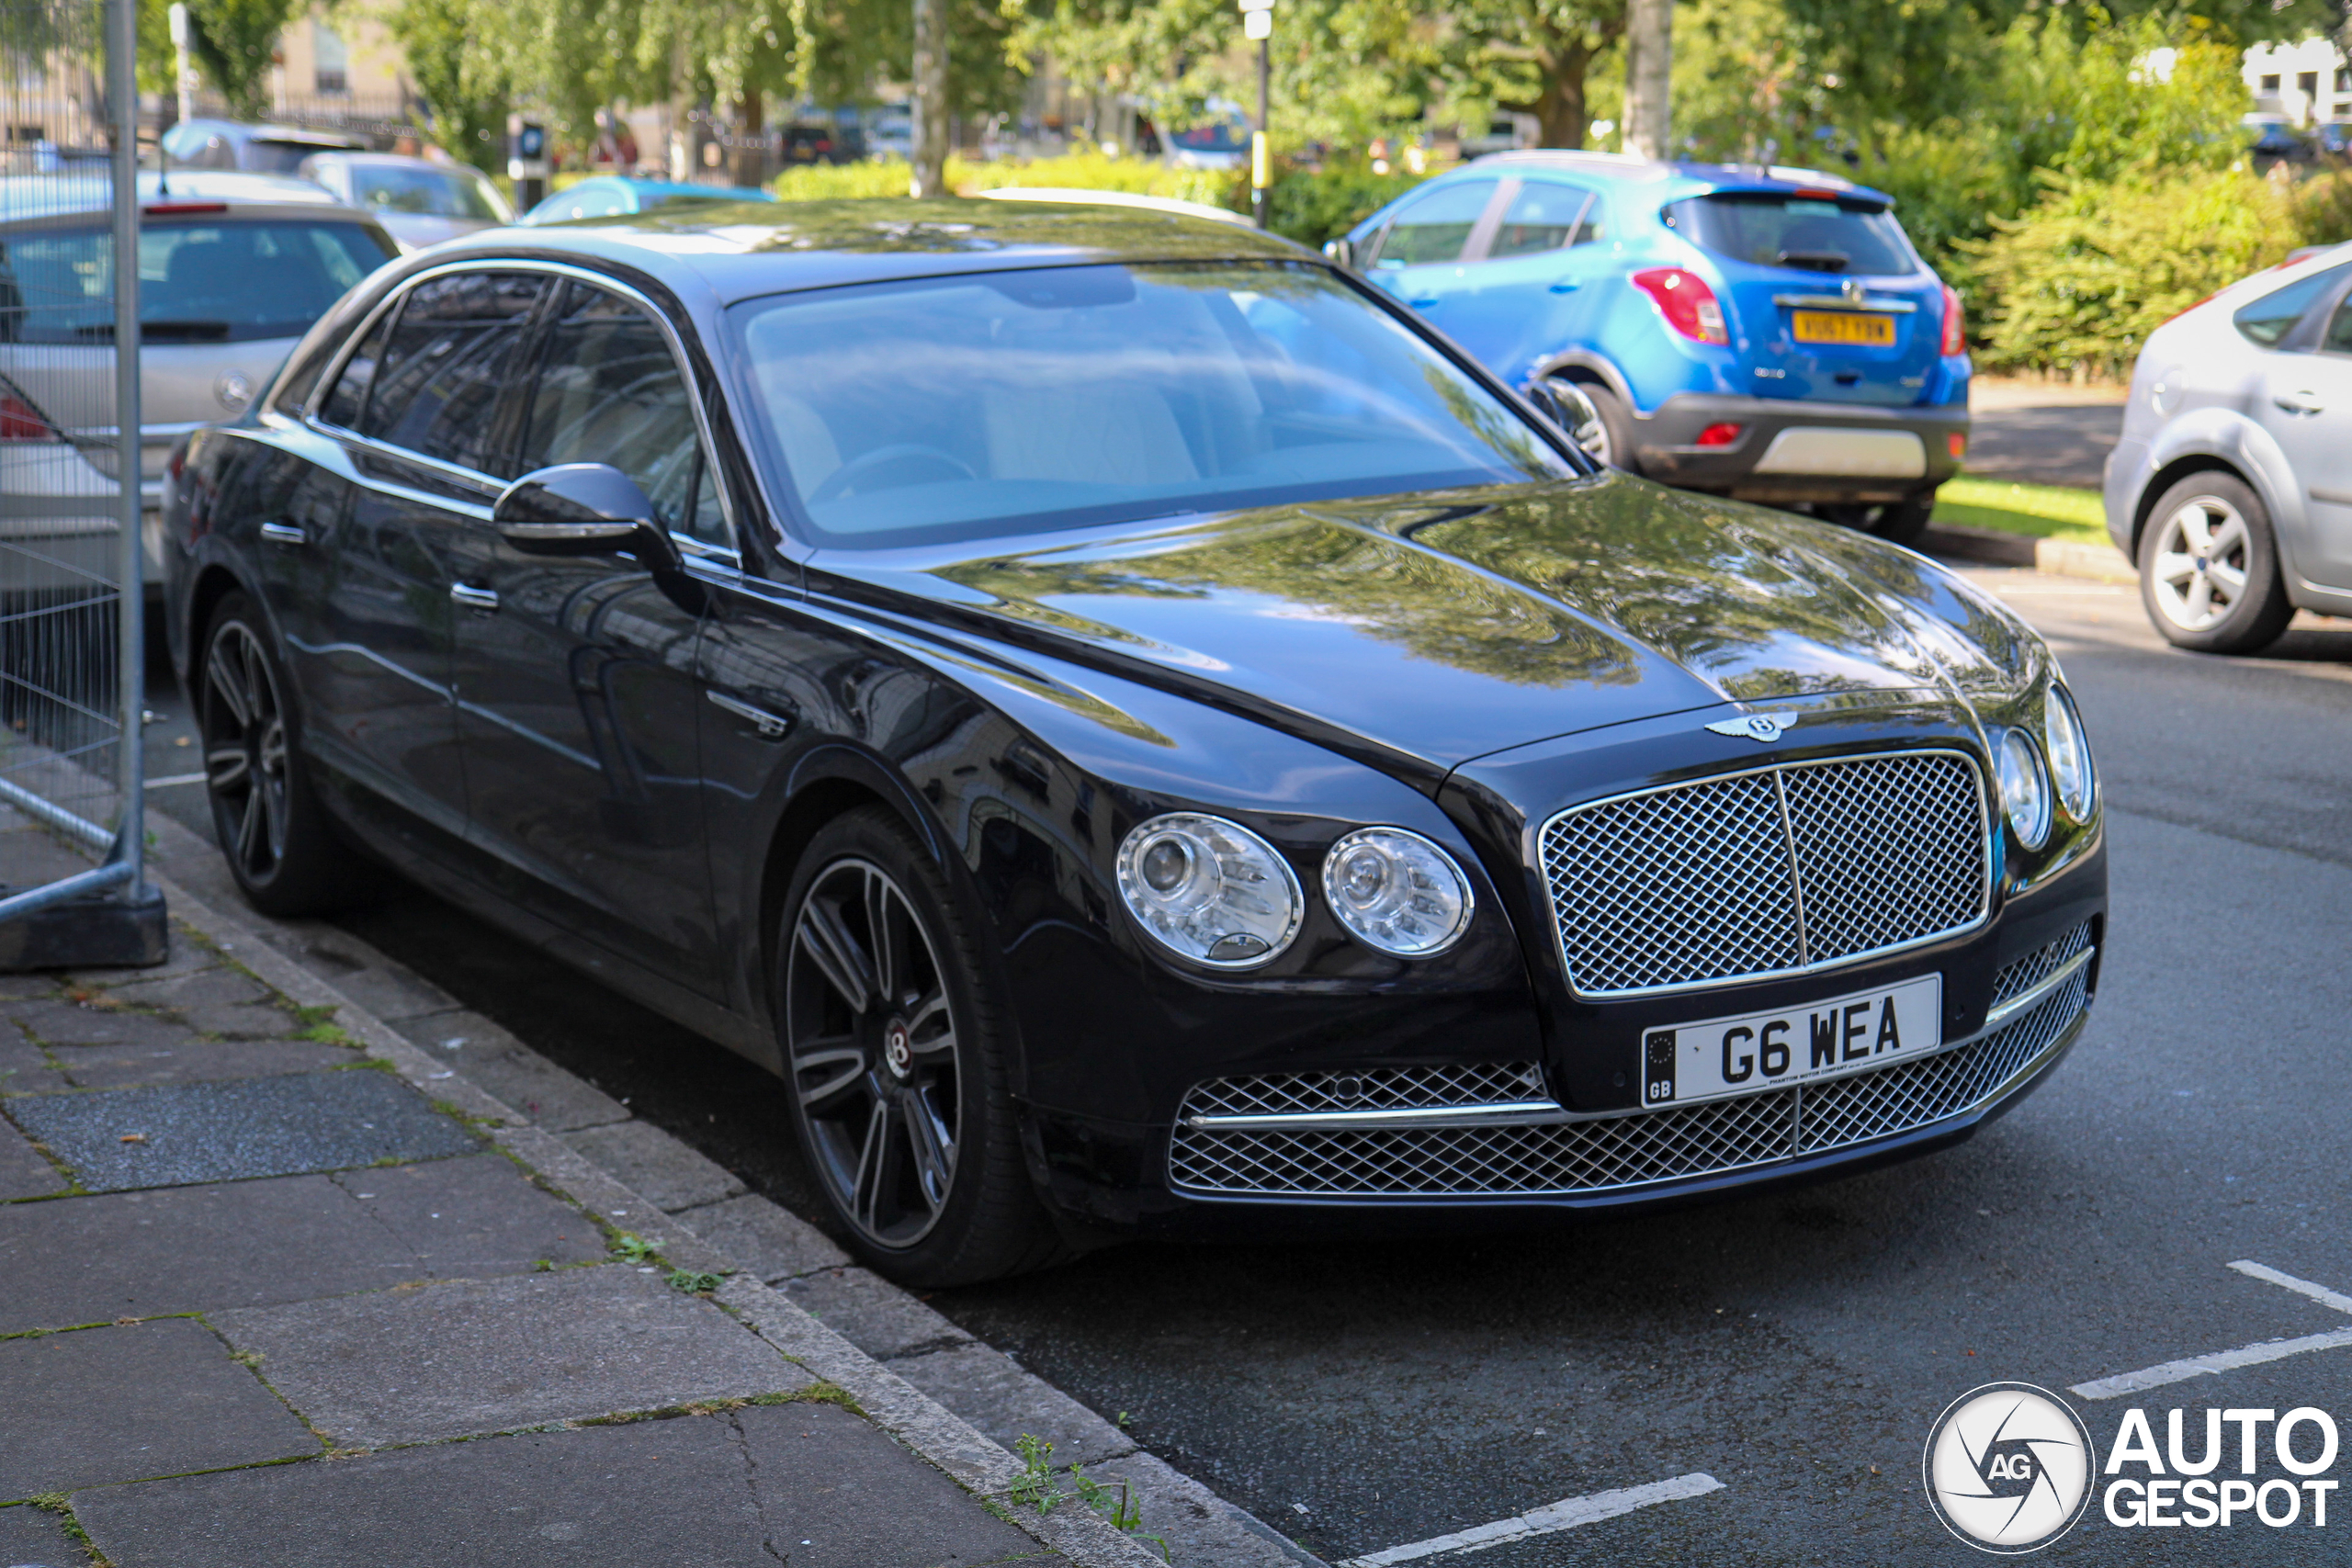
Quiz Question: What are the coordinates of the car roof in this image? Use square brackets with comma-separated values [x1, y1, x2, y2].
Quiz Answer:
[176, 118, 368, 147]
[420, 197, 1309, 305]
[0, 169, 349, 221]
[1461, 150, 1894, 207]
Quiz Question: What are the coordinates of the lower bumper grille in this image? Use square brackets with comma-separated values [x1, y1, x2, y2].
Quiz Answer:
[1167, 925, 2093, 1201]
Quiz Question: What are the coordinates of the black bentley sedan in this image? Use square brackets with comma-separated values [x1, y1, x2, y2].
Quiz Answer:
[161, 200, 2106, 1285]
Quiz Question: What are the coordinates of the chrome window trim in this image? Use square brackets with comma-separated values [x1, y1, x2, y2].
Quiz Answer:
[300, 255, 742, 566]
[1537, 746, 1995, 1002]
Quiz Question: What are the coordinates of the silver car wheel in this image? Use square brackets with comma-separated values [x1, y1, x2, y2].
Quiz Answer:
[2147, 493, 2252, 632]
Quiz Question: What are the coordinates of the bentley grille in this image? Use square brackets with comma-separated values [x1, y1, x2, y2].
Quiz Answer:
[1165, 921, 2092, 1201]
[1538, 750, 1990, 998]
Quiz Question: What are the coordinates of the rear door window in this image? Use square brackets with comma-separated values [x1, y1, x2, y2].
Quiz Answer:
[1666, 193, 1917, 276]
[317, 302, 398, 428]
[1488, 182, 1596, 259]
[359, 271, 546, 475]
[1363, 181, 1499, 269]
[0, 220, 395, 344]
[518, 280, 725, 546]
[2236, 263, 2352, 348]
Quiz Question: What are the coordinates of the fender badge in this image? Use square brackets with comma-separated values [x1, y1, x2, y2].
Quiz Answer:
[1705, 712, 1798, 743]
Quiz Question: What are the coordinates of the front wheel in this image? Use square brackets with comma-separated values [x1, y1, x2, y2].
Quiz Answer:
[777, 807, 1065, 1286]
[2136, 471, 2294, 654]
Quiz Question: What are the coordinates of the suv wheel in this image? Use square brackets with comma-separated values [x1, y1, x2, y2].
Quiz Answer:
[777, 807, 1066, 1286]
[2137, 472, 2294, 654]
[1542, 377, 1634, 470]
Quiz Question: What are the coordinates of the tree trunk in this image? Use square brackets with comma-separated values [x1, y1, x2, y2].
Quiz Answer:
[910, 0, 949, 197]
[1532, 57, 1589, 147]
[1623, 0, 1672, 161]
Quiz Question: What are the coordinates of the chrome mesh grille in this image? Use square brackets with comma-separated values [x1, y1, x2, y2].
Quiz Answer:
[1539, 750, 1988, 997]
[1992, 920, 2095, 1005]
[1180, 1062, 1548, 1117]
[1168, 968, 2086, 1200]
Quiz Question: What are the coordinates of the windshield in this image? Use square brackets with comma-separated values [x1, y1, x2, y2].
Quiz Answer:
[245, 139, 343, 175]
[350, 164, 508, 222]
[1666, 193, 1917, 276]
[0, 220, 395, 344]
[728, 261, 1577, 550]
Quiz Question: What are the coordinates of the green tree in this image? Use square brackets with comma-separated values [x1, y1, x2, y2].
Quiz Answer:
[383, 0, 511, 173]
[182, 0, 304, 118]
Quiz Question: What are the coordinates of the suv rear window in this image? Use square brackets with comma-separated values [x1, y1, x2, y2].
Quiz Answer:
[1665, 193, 1917, 276]
[0, 220, 394, 344]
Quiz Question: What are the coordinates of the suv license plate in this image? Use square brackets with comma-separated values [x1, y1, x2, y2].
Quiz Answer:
[1792, 310, 1896, 346]
[1641, 975, 1943, 1108]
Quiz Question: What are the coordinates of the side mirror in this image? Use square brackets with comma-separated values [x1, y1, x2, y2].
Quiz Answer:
[493, 463, 657, 555]
[1322, 236, 1355, 270]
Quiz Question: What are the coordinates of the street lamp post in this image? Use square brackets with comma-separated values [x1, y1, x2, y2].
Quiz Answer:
[167, 3, 195, 126]
[1240, 0, 1272, 228]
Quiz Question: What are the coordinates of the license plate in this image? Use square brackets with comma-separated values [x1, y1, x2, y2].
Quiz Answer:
[1640, 975, 1943, 1108]
[1792, 310, 1896, 346]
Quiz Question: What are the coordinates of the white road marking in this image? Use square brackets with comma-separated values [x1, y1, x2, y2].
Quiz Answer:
[2072, 1260, 2352, 1400]
[1335, 1473, 1724, 1566]
[142, 772, 207, 789]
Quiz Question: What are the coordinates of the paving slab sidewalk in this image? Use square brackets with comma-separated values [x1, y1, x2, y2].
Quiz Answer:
[0, 836, 1176, 1566]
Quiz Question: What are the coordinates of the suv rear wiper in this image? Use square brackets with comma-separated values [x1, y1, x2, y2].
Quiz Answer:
[1776, 250, 1850, 274]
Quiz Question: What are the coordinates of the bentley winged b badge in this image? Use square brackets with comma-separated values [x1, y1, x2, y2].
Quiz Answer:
[1705, 712, 1799, 743]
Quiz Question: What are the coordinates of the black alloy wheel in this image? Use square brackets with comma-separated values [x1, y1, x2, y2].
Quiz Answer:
[198, 593, 372, 915]
[777, 807, 1065, 1284]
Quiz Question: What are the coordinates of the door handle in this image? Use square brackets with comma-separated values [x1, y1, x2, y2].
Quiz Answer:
[2275, 391, 2325, 414]
[707, 689, 794, 739]
[258, 520, 306, 547]
[1548, 279, 1582, 293]
[449, 582, 500, 613]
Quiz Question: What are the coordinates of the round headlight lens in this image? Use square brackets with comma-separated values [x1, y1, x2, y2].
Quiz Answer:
[1320, 828, 1475, 956]
[2043, 684, 2094, 821]
[1115, 813, 1302, 968]
[1996, 728, 2051, 850]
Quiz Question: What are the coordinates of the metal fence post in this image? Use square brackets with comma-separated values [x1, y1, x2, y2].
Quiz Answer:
[107, 0, 142, 897]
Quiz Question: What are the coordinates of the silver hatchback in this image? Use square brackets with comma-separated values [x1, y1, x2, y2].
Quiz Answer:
[2105, 245, 2352, 651]
[0, 169, 397, 592]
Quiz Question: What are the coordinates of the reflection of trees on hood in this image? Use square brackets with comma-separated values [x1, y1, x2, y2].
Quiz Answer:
[940, 506, 1641, 689]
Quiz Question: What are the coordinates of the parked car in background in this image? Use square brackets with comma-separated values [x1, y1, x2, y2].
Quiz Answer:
[295, 152, 512, 252]
[162, 198, 2101, 1285]
[2245, 116, 2313, 169]
[1163, 104, 1254, 171]
[2105, 243, 2352, 653]
[161, 118, 368, 177]
[517, 176, 776, 225]
[0, 170, 398, 591]
[1332, 152, 1970, 544]
[866, 103, 914, 162]
[780, 123, 865, 166]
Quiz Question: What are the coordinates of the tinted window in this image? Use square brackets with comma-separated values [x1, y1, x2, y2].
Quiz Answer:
[1489, 182, 1593, 259]
[1365, 181, 1497, 268]
[1666, 193, 1916, 275]
[2236, 263, 2352, 347]
[519, 281, 724, 545]
[0, 220, 394, 344]
[2324, 292, 2352, 354]
[318, 302, 397, 427]
[727, 260, 1575, 549]
[361, 271, 543, 473]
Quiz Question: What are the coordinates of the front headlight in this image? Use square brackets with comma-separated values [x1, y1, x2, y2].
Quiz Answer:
[2043, 683, 2095, 821]
[1321, 828, 1474, 956]
[1116, 813, 1302, 968]
[1995, 728, 2051, 849]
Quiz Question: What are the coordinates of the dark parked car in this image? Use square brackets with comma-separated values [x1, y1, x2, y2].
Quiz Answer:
[162, 202, 2107, 1284]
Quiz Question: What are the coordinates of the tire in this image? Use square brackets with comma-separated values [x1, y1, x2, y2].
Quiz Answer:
[2135, 471, 2294, 654]
[1815, 493, 1936, 547]
[776, 806, 1066, 1286]
[1544, 376, 1636, 471]
[196, 593, 376, 915]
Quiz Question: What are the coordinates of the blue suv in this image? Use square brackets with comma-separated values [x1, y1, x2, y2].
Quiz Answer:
[1332, 152, 1971, 544]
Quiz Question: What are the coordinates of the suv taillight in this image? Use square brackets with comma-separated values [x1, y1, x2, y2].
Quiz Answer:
[0, 394, 50, 440]
[1631, 268, 1727, 344]
[1939, 283, 1965, 356]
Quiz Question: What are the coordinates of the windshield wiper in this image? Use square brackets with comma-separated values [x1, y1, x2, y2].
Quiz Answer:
[1776, 250, 1850, 274]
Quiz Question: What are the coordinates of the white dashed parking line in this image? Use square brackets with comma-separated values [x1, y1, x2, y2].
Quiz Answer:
[1333, 1473, 1725, 1566]
[2073, 1261, 2352, 1400]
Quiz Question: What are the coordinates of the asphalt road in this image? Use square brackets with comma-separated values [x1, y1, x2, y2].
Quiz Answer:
[139, 568, 2352, 1565]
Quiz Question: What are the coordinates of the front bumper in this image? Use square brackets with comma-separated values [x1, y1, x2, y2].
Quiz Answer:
[1630, 392, 1969, 505]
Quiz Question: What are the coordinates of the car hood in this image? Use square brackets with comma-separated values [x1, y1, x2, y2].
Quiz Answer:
[821, 473, 1970, 780]
[376, 212, 499, 250]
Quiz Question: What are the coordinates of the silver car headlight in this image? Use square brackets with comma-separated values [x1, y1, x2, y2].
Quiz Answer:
[2043, 683, 2095, 822]
[1995, 728, 2051, 850]
[1116, 813, 1302, 968]
[1321, 828, 1474, 956]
